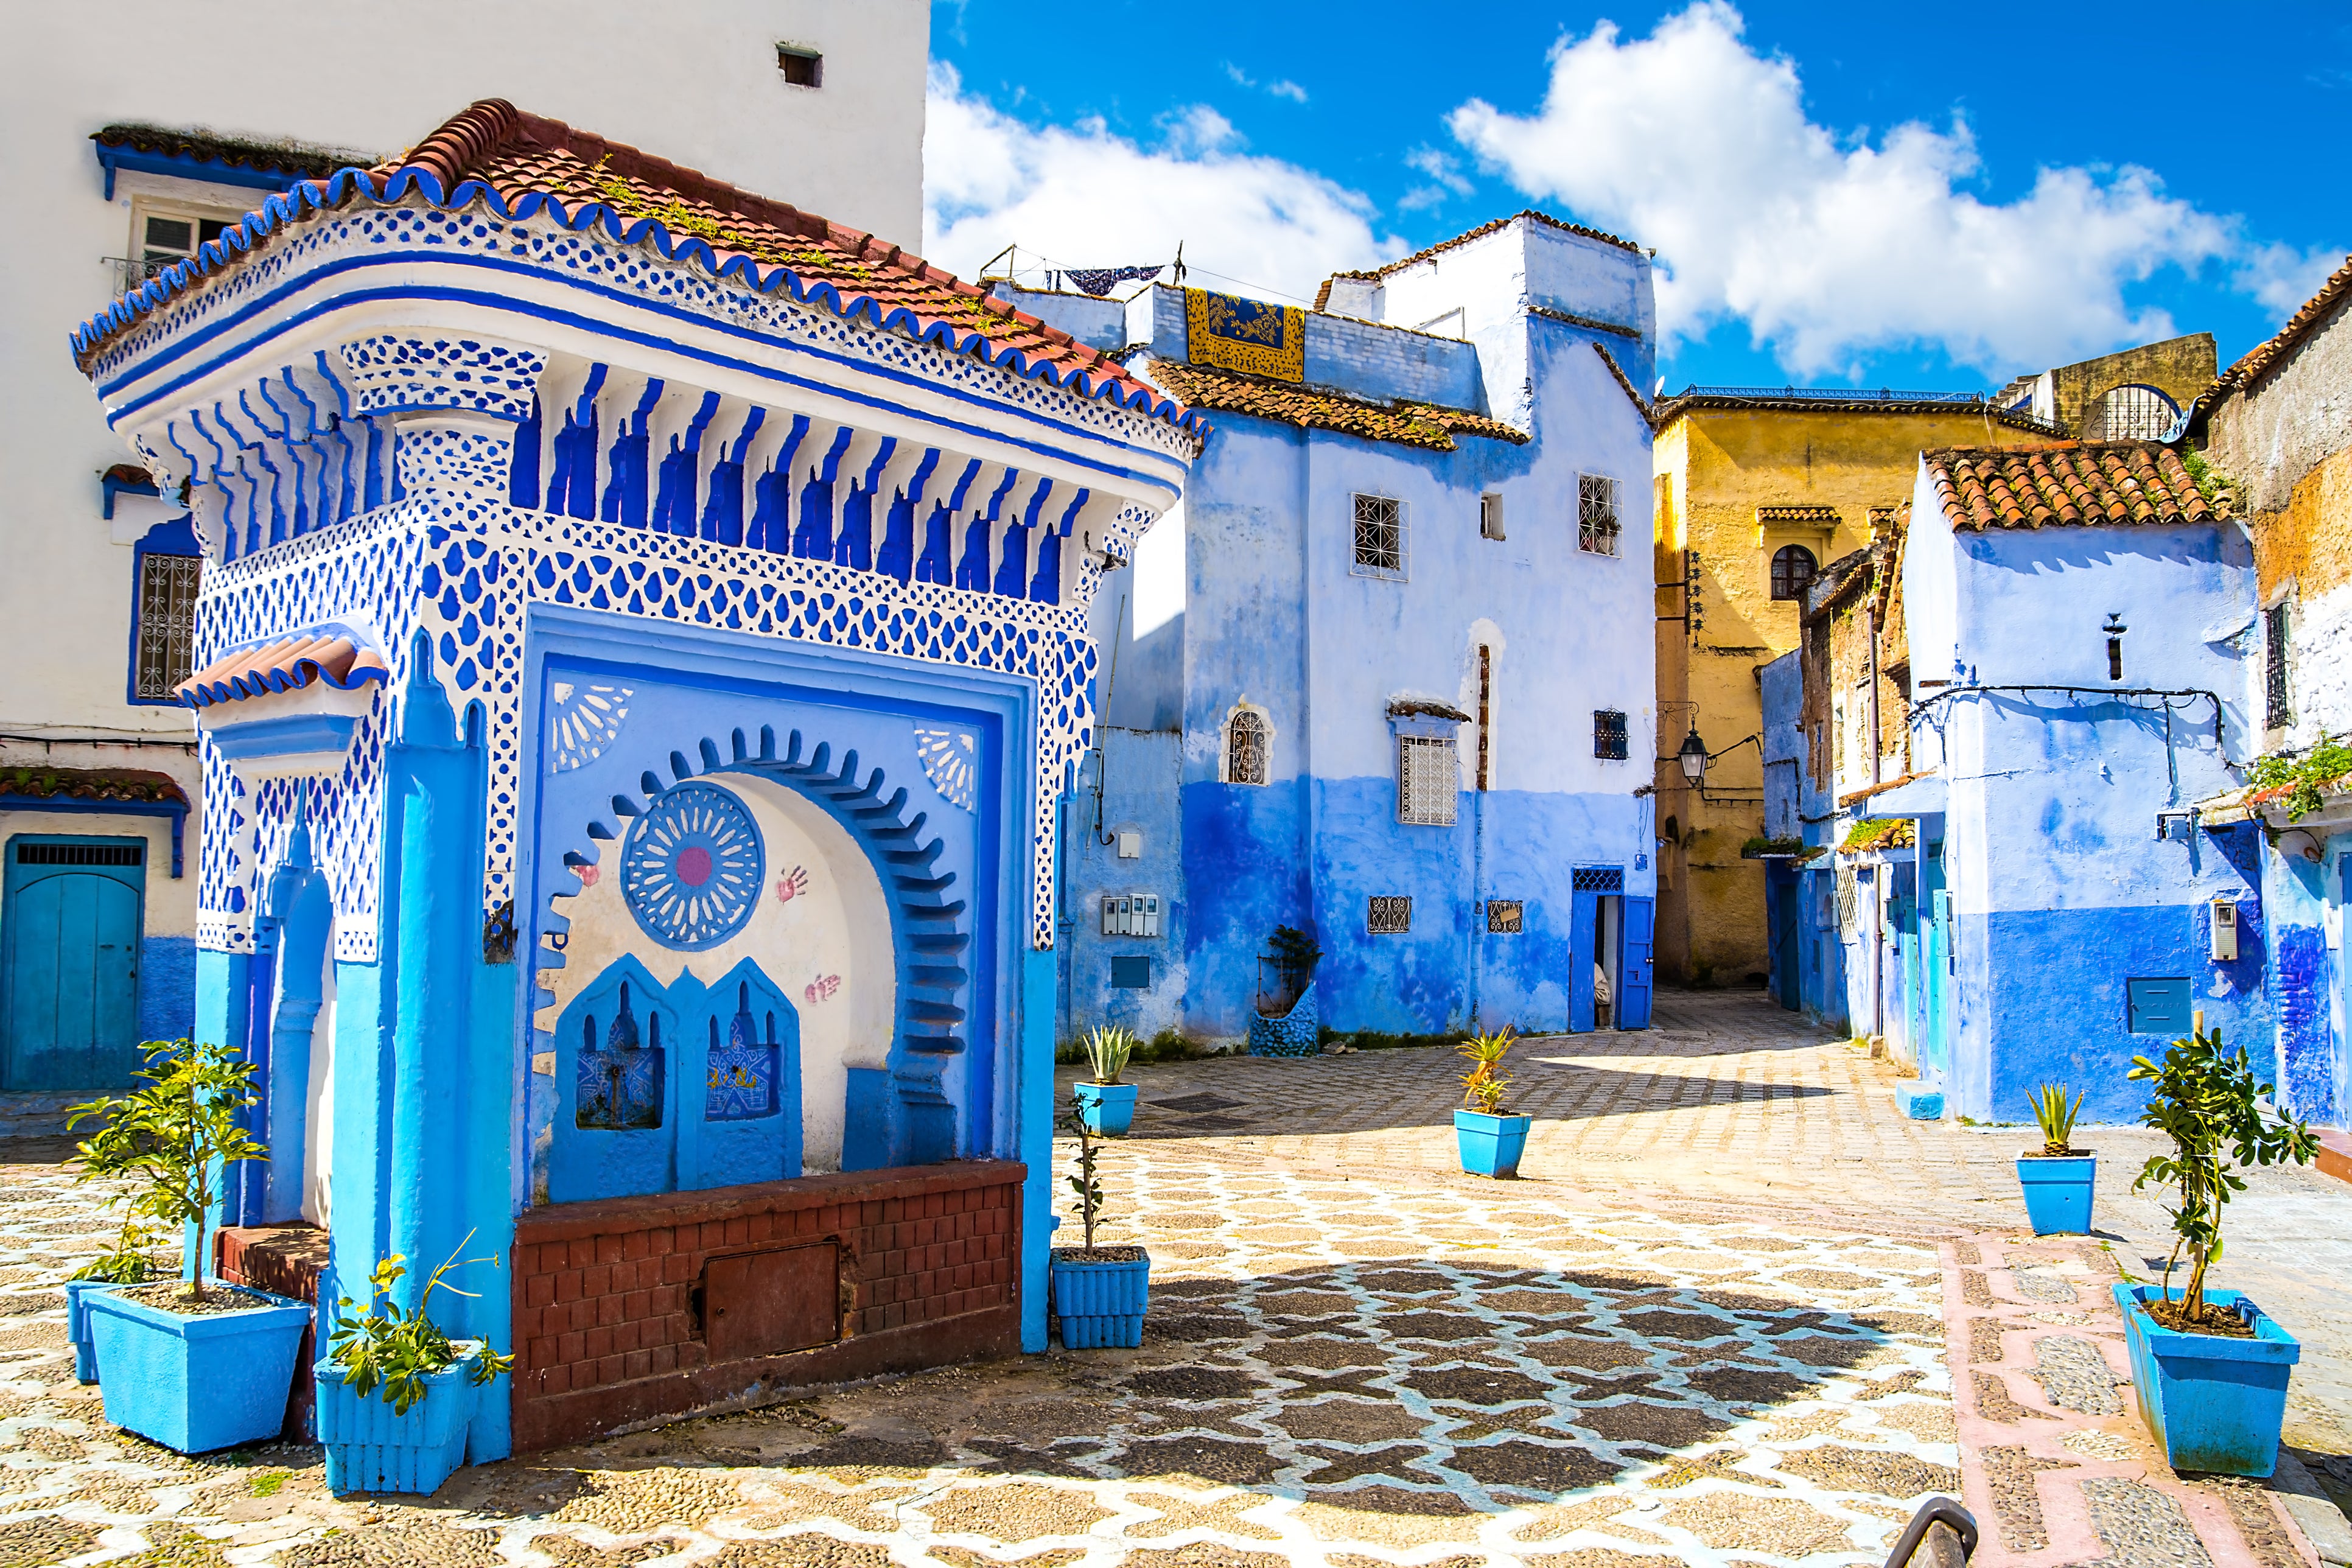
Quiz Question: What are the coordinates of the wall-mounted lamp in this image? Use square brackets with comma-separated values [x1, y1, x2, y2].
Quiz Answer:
[1678, 727, 1709, 784]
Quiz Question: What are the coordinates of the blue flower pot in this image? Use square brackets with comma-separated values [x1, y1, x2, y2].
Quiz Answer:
[85, 1281, 311, 1454]
[64, 1279, 107, 1384]
[1074, 1082, 1138, 1136]
[2115, 1282, 2300, 1477]
[1050, 1250, 1150, 1348]
[315, 1348, 482, 1496]
[1455, 1109, 1532, 1178]
[2016, 1152, 2096, 1234]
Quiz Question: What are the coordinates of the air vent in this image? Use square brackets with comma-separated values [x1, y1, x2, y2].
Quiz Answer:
[17, 842, 142, 866]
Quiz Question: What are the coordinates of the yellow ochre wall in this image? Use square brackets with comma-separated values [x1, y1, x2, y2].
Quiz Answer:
[1651, 404, 2061, 987]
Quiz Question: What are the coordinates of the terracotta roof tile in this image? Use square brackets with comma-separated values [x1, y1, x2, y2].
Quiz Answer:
[2211, 252, 2352, 397]
[92, 123, 364, 183]
[177, 634, 390, 709]
[1923, 443, 2213, 532]
[1146, 360, 1525, 451]
[0, 766, 188, 807]
[75, 100, 1193, 431]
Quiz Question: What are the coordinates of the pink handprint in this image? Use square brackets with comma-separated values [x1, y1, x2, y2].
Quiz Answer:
[803, 973, 841, 1004]
[775, 866, 809, 904]
[576, 863, 600, 888]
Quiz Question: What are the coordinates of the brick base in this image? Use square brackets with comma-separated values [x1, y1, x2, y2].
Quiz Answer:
[214, 1222, 329, 1440]
[509, 1158, 1024, 1452]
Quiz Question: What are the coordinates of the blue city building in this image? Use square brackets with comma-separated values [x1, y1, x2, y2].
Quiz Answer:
[71, 100, 1197, 1454]
[1773, 443, 2267, 1122]
[1004, 213, 1662, 1045]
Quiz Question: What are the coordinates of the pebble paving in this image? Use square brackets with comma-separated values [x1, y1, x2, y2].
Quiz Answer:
[0, 992, 2340, 1568]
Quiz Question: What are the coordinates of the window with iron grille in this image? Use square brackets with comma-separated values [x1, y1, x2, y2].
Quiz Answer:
[1486, 899, 1524, 934]
[133, 550, 201, 701]
[1396, 735, 1457, 825]
[1578, 474, 1621, 556]
[1226, 708, 1269, 785]
[1352, 493, 1406, 579]
[1592, 709, 1628, 760]
[1770, 544, 1818, 601]
[2085, 383, 2181, 442]
[1570, 866, 1624, 893]
[2265, 602, 2292, 729]
[1480, 491, 1505, 541]
[1367, 895, 1412, 934]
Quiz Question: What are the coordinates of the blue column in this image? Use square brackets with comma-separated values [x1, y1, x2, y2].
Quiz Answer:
[259, 791, 332, 1225]
[1018, 946, 1055, 1353]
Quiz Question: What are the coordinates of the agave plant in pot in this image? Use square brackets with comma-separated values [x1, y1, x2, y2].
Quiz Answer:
[1073, 1025, 1139, 1136]
[317, 1238, 514, 1495]
[1454, 1027, 1531, 1178]
[1048, 1093, 1149, 1348]
[2015, 1083, 2095, 1234]
[2116, 1019, 2317, 1477]
[68, 1038, 312, 1454]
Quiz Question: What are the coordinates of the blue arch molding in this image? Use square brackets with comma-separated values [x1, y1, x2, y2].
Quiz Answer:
[538, 725, 975, 1168]
[71, 164, 1205, 436]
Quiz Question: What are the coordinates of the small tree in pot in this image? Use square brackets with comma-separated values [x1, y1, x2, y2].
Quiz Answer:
[1048, 1091, 1149, 1348]
[66, 1039, 312, 1453]
[2115, 1019, 2319, 1477]
[1454, 1026, 1532, 1178]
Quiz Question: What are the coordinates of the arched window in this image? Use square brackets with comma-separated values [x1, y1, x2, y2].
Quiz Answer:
[1226, 709, 1269, 785]
[1771, 544, 1818, 601]
[2084, 383, 2181, 441]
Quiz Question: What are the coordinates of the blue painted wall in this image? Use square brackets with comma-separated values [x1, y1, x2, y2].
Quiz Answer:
[2262, 833, 2348, 1127]
[135, 934, 197, 1044]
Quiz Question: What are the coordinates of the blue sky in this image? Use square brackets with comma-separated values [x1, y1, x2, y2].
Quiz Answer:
[925, 1, 2350, 394]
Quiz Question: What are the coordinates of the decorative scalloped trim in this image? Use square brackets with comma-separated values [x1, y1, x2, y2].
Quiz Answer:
[71, 169, 1204, 437]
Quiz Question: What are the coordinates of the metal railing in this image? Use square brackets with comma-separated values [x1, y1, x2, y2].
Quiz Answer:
[1673, 385, 1993, 404]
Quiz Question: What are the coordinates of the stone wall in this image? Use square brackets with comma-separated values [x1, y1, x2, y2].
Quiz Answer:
[508, 1160, 1023, 1451]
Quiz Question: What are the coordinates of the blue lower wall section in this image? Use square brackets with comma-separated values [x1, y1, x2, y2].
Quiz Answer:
[135, 936, 197, 1046]
[1019, 947, 1054, 1354]
[1955, 903, 2270, 1124]
[2264, 835, 2347, 1129]
[1169, 776, 1645, 1038]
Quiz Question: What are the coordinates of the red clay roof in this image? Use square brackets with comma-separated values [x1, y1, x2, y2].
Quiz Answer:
[178, 634, 389, 710]
[93, 123, 365, 182]
[2209, 252, 2352, 399]
[1146, 359, 1525, 451]
[1923, 443, 2214, 531]
[75, 100, 1191, 430]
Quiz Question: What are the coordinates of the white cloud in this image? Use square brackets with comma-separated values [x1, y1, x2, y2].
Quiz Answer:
[1399, 147, 1475, 213]
[2233, 240, 2347, 317]
[1268, 80, 1309, 103]
[1448, 2, 2264, 377]
[924, 65, 1398, 303]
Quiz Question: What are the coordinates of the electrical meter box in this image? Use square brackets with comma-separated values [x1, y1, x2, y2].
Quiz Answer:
[2210, 898, 2238, 962]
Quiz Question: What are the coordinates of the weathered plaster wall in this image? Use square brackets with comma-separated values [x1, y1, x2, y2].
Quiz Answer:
[1064, 732, 1187, 1042]
[2262, 833, 2348, 1127]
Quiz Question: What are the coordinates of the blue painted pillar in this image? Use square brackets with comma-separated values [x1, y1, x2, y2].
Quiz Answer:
[259, 793, 332, 1225]
[382, 632, 478, 1315]
[1018, 945, 1055, 1353]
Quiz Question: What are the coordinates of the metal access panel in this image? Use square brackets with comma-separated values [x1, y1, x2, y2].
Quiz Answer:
[701, 1242, 839, 1363]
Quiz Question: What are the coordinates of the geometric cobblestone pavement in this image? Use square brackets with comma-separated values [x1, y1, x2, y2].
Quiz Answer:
[0, 991, 2340, 1568]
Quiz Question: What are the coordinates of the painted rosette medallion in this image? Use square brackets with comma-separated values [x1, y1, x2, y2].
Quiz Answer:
[620, 782, 765, 950]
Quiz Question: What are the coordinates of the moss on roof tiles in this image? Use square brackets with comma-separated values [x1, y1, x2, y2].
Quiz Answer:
[1146, 360, 1525, 451]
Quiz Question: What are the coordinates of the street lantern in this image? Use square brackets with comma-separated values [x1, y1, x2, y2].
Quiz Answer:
[1678, 726, 1709, 785]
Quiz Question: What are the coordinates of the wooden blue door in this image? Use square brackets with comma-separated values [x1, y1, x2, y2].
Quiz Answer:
[1569, 889, 1598, 1032]
[2, 838, 147, 1091]
[1617, 896, 1656, 1030]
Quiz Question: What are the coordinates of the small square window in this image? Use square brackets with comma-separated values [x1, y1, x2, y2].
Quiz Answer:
[778, 45, 823, 86]
[1578, 474, 1621, 556]
[1486, 899, 1524, 934]
[1109, 955, 1152, 989]
[1368, 895, 1412, 934]
[1353, 493, 1406, 580]
[1396, 735, 1457, 825]
[1480, 491, 1505, 541]
[1592, 709, 1628, 761]
[2126, 976, 2191, 1035]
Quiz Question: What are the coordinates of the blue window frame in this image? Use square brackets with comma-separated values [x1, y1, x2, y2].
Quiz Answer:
[127, 517, 203, 706]
[2126, 976, 2191, 1036]
[1109, 956, 1152, 989]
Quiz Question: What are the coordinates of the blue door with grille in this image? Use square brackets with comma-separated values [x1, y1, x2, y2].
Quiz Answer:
[2, 837, 147, 1091]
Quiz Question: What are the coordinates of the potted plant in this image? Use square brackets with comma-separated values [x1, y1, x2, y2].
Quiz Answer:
[2116, 1020, 2317, 1477]
[2016, 1082, 2095, 1234]
[1073, 1026, 1139, 1136]
[1048, 1093, 1149, 1348]
[1454, 1027, 1531, 1178]
[317, 1237, 514, 1496]
[1248, 925, 1323, 1057]
[68, 1038, 312, 1454]
[64, 1220, 169, 1384]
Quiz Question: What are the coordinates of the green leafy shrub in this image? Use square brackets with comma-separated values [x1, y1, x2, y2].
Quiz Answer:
[2129, 1024, 2317, 1328]
[2246, 733, 2352, 822]
[69, 1220, 170, 1286]
[68, 1038, 268, 1304]
[326, 1237, 515, 1415]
